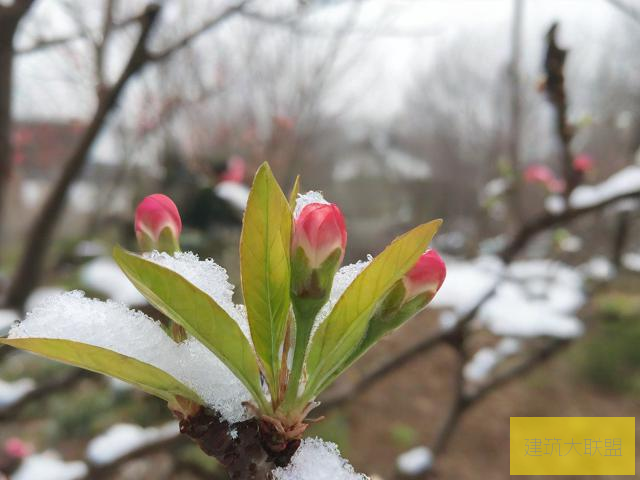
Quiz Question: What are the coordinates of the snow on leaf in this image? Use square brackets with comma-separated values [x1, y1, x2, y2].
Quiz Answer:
[9, 291, 251, 423]
[272, 438, 368, 480]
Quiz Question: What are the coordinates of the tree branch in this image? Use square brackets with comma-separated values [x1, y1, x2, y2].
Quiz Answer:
[146, 1, 249, 63]
[0, 369, 91, 421]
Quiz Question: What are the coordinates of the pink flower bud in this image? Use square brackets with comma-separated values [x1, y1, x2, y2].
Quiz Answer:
[134, 194, 182, 252]
[292, 203, 347, 268]
[573, 153, 594, 173]
[523, 165, 565, 193]
[4, 438, 32, 459]
[219, 155, 246, 183]
[403, 249, 446, 300]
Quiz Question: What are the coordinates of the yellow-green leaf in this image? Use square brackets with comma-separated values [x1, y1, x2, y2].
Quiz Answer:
[303, 219, 442, 400]
[0, 338, 199, 404]
[112, 246, 267, 409]
[240, 163, 292, 397]
[289, 175, 300, 209]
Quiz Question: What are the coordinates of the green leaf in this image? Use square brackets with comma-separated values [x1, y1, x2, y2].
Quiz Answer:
[289, 175, 300, 209]
[112, 246, 267, 410]
[240, 163, 292, 398]
[303, 219, 442, 400]
[0, 338, 200, 404]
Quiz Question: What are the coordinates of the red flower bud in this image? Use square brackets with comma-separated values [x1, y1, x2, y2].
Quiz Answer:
[573, 153, 594, 173]
[134, 194, 182, 252]
[292, 203, 347, 269]
[403, 249, 446, 300]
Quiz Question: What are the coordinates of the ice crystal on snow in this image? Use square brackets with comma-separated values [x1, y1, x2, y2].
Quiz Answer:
[9, 292, 250, 423]
[272, 438, 368, 480]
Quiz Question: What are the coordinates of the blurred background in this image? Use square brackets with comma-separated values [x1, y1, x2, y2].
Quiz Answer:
[0, 0, 639, 478]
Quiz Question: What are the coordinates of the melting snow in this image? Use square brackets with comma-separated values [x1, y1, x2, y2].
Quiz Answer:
[79, 257, 146, 306]
[86, 422, 179, 465]
[9, 291, 251, 423]
[294, 191, 329, 218]
[12, 452, 88, 480]
[272, 438, 368, 480]
[0, 378, 36, 408]
[396, 446, 433, 476]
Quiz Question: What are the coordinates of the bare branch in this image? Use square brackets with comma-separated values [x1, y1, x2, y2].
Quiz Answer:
[146, 1, 249, 63]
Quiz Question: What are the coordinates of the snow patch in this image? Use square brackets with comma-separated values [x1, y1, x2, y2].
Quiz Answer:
[12, 452, 88, 480]
[580, 256, 616, 281]
[0, 378, 36, 408]
[215, 181, 249, 210]
[396, 446, 433, 476]
[464, 338, 520, 383]
[9, 292, 251, 423]
[86, 422, 179, 465]
[272, 438, 367, 480]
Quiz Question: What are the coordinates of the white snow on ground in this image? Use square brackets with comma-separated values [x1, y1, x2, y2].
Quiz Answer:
[435, 257, 585, 339]
[214, 181, 250, 211]
[294, 191, 329, 218]
[622, 252, 640, 272]
[569, 165, 640, 209]
[9, 291, 251, 423]
[272, 438, 368, 480]
[79, 257, 146, 306]
[579, 256, 616, 281]
[0, 309, 19, 335]
[86, 422, 179, 465]
[396, 446, 433, 476]
[144, 251, 251, 340]
[12, 451, 88, 480]
[0, 378, 36, 408]
[464, 338, 521, 383]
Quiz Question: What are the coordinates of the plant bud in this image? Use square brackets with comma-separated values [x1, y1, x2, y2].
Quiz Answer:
[292, 203, 346, 270]
[573, 153, 594, 173]
[402, 249, 446, 301]
[135, 194, 182, 253]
